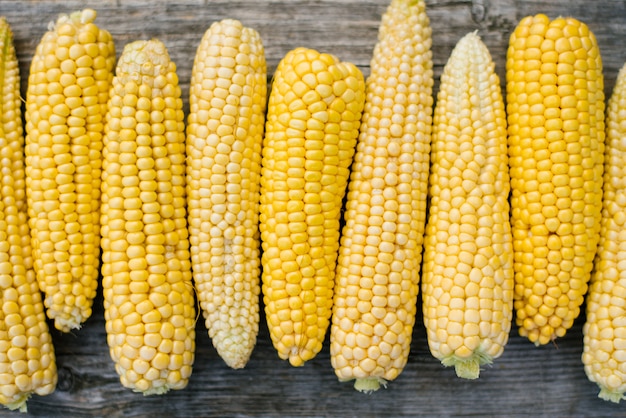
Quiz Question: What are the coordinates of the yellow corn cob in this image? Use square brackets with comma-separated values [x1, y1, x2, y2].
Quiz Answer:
[24, 8, 115, 332]
[421, 32, 513, 379]
[582, 61, 626, 403]
[506, 14, 605, 345]
[329, 0, 433, 392]
[0, 16, 57, 412]
[260, 47, 365, 367]
[101, 39, 195, 394]
[187, 19, 266, 369]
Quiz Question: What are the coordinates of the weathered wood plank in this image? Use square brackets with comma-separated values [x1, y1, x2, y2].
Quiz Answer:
[0, 0, 625, 416]
[3, 0, 626, 100]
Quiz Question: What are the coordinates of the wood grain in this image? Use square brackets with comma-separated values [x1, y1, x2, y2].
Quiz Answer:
[0, 0, 625, 416]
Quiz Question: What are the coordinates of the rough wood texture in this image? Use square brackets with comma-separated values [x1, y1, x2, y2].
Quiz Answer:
[0, 0, 625, 416]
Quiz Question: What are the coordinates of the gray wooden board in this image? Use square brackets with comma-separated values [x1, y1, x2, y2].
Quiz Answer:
[0, 0, 625, 416]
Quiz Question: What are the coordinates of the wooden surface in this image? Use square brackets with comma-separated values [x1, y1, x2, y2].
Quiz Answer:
[0, 0, 626, 416]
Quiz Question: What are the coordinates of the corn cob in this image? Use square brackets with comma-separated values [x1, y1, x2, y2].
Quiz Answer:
[421, 32, 513, 379]
[24, 8, 115, 332]
[582, 61, 626, 403]
[0, 16, 57, 412]
[506, 14, 605, 345]
[101, 39, 195, 394]
[260, 47, 365, 367]
[187, 19, 266, 369]
[329, 0, 433, 392]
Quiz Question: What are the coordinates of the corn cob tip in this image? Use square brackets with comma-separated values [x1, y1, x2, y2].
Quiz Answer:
[117, 39, 172, 81]
[597, 387, 626, 404]
[287, 351, 306, 368]
[219, 341, 257, 370]
[223, 356, 248, 370]
[55, 318, 83, 333]
[137, 386, 171, 397]
[396, 0, 423, 7]
[49, 8, 98, 31]
[352, 377, 388, 394]
[0, 18, 11, 44]
[68, 8, 97, 24]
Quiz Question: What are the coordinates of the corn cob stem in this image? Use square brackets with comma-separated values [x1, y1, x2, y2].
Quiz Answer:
[352, 377, 387, 394]
[440, 350, 493, 380]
